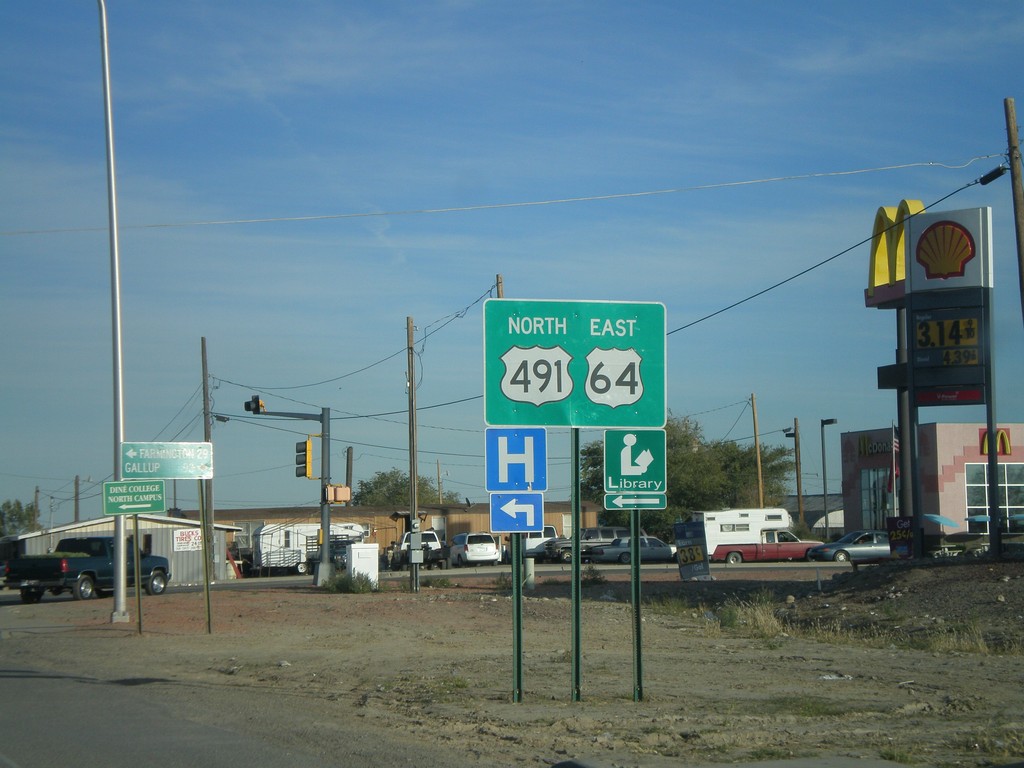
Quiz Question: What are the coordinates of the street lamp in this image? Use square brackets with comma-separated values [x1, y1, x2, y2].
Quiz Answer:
[820, 418, 838, 540]
[784, 419, 804, 527]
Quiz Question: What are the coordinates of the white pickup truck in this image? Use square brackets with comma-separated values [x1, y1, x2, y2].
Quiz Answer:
[522, 525, 558, 558]
[391, 530, 449, 570]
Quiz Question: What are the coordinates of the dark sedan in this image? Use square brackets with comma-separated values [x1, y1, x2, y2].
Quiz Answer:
[807, 530, 891, 563]
[589, 536, 677, 564]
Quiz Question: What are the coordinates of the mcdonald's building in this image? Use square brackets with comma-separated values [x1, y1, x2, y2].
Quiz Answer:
[840, 423, 1023, 540]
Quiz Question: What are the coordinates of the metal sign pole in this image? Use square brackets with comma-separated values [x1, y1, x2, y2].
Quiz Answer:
[630, 509, 643, 701]
[571, 428, 582, 702]
[511, 533, 523, 702]
[984, 289, 1002, 556]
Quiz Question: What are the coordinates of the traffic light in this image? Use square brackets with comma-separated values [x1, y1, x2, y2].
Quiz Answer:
[295, 438, 313, 479]
[244, 395, 265, 414]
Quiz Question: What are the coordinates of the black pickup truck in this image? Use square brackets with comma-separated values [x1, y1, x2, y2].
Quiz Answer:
[3, 536, 171, 604]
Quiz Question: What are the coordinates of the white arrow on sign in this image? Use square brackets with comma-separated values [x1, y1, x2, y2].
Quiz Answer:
[608, 495, 663, 508]
[125, 447, 138, 458]
[500, 497, 536, 527]
[119, 503, 153, 511]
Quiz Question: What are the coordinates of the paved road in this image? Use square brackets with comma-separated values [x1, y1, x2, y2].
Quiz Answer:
[0, 669, 334, 768]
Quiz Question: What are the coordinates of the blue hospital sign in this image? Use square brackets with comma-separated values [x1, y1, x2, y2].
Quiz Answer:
[485, 428, 547, 492]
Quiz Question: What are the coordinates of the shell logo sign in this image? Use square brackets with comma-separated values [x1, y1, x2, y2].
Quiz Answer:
[865, 203, 993, 304]
[916, 220, 976, 280]
[907, 207, 992, 292]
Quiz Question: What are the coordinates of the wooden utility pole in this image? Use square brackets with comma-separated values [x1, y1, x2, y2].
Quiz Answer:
[345, 446, 353, 497]
[201, 337, 214, 577]
[751, 393, 764, 508]
[407, 316, 419, 592]
[788, 419, 805, 526]
[1004, 98, 1024, 329]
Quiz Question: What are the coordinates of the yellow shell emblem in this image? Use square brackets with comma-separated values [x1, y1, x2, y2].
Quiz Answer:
[915, 221, 975, 280]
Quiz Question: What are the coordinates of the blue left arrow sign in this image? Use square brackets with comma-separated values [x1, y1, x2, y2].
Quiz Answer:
[489, 492, 544, 533]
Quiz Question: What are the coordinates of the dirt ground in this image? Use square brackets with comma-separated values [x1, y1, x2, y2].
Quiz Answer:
[3, 559, 1024, 767]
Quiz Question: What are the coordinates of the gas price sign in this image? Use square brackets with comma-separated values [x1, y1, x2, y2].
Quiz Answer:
[912, 307, 984, 368]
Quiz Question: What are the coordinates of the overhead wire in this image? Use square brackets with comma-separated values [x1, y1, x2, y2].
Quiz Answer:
[666, 177, 984, 335]
[1, 154, 1002, 237]
[74, 160, 1001, 507]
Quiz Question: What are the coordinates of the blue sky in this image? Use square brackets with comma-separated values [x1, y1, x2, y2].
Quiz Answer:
[2, 1, 1022, 526]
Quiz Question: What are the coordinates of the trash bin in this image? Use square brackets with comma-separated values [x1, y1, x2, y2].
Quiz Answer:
[347, 542, 380, 587]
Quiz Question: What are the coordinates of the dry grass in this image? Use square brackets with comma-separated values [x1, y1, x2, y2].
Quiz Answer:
[646, 590, 1023, 656]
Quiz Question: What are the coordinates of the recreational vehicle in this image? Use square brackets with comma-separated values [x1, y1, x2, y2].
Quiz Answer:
[693, 508, 821, 564]
[251, 522, 366, 574]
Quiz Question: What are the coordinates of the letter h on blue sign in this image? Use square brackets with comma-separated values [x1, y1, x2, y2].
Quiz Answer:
[485, 428, 548, 492]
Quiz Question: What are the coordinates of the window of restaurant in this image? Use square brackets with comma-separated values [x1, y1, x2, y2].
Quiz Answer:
[965, 463, 1024, 533]
[859, 467, 895, 529]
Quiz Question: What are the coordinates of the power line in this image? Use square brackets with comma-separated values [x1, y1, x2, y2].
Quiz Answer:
[214, 282, 496, 395]
[2, 155, 1002, 237]
[666, 177, 981, 335]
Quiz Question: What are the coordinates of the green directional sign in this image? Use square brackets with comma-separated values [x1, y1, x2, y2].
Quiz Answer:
[605, 492, 666, 510]
[103, 480, 166, 516]
[604, 429, 666, 492]
[484, 299, 666, 428]
[121, 441, 213, 480]
[603, 429, 667, 510]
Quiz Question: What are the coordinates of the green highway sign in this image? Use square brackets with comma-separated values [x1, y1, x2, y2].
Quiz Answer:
[484, 299, 666, 427]
[121, 441, 214, 480]
[103, 480, 166, 516]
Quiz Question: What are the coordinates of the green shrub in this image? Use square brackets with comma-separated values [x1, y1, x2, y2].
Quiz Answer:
[323, 572, 377, 594]
[581, 564, 606, 586]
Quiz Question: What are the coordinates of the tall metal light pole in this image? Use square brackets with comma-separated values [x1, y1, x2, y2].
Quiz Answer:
[820, 418, 838, 540]
[97, 0, 129, 624]
[784, 419, 804, 527]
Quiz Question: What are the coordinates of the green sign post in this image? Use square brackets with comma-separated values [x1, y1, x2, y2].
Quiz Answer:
[120, 441, 214, 480]
[103, 479, 166, 516]
[484, 299, 666, 428]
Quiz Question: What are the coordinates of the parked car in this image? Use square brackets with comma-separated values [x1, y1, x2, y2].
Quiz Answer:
[807, 530, 891, 563]
[449, 532, 501, 567]
[543, 526, 634, 563]
[589, 536, 677, 564]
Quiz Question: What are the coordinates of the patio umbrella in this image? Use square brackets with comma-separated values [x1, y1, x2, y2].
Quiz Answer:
[923, 513, 959, 529]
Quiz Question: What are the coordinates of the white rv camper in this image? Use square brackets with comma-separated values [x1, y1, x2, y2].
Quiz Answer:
[693, 508, 792, 560]
[252, 522, 366, 574]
